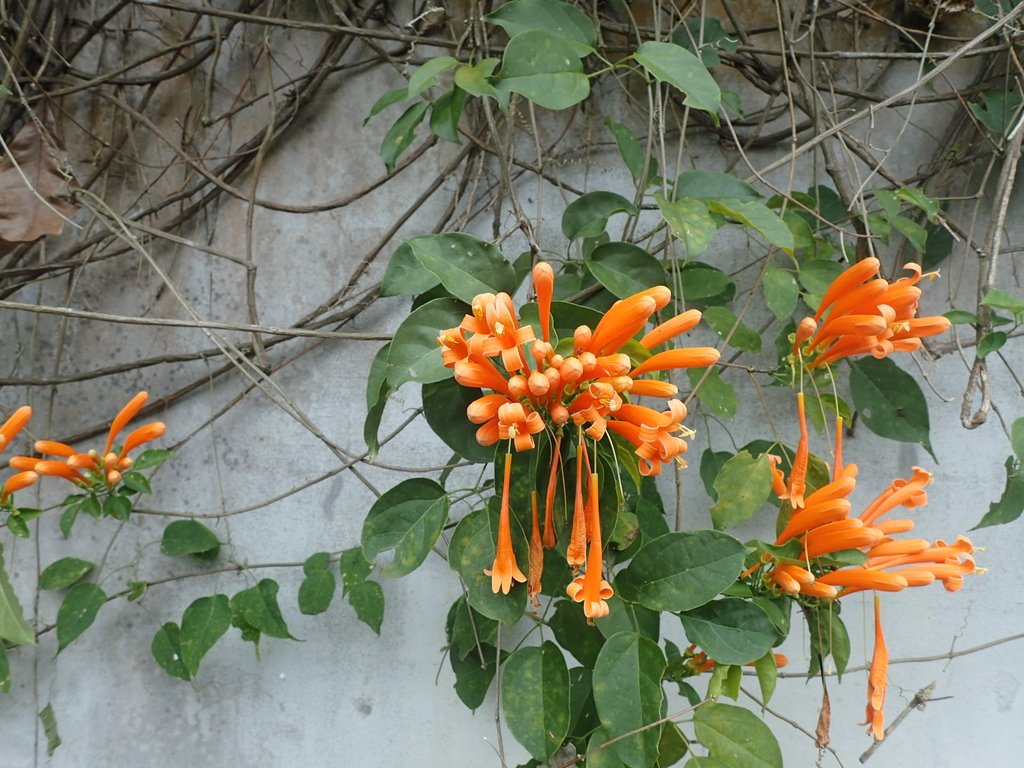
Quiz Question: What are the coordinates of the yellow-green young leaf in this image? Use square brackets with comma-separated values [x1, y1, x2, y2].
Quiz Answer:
[592, 632, 666, 768]
[701, 306, 761, 353]
[973, 456, 1024, 529]
[687, 367, 736, 419]
[1, 543, 37, 645]
[39, 557, 95, 591]
[39, 703, 61, 756]
[151, 622, 190, 681]
[502, 642, 571, 762]
[753, 651, 778, 705]
[707, 663, 740, 701]
[56, 583, 106, 653]
[981, 289, 1024, 315]
[693, 703, 782, 768]
[563, 192, 639, 241]
[379, 101, 428, 172]
[850, 357, 934, 459]
[634, 41, 720, 117]
[408, 56, 459, 96]
[803, 393, 852, 434]
[657, 194, 717, 255]
[587, 242, 666, 298]
[616, 531, 746, 612]
[454, 59, 500, 100]
[347, 580, 384, 635]
[680, 599, 777, 665]
[709, 451, 773, 529]
[179, 595, 230, 676]
[707, 198, 794, 253]
[361, 478, 449, 578]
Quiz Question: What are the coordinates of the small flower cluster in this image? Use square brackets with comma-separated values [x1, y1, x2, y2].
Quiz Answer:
[439, 263, 720, 618]
[1, 392, 167, 529]
[792, 257, 951, 370]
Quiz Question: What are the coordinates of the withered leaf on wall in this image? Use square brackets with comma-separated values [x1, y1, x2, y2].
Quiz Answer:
[0, 109, 78, 247]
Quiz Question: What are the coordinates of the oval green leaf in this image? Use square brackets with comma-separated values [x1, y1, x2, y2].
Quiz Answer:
[849, 356, 933, 458]
[709, 451, 773, 529]
[0, 542, 35, 646]
[361, 478, 449, 578]
[495, 30, 590, 110]
[563, 191, 639, 241]
[422, 378, 496, 463]
[151, 622, 190, 681]
[693, 702, 782, 768]
[405, 233, 516, 304]
[635, 41, 720, 116]
[384, 297, 466, 390]
[679, 598, 776, 665]
[179, 594, 230, 676]
[502, 642, 571, 762]
[448, 506, 527, 624]
[586, 242, 666, 299]
[160, 519, 221, 560]
[39, 557, 95, 591]
[56, 583, 106, 653]
[485, 0, 596, 47]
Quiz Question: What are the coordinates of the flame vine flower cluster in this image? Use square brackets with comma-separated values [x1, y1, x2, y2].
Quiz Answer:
[1, 392, 168, 533]
[749, 257, 977, 741]
[439, 263, 719, 619]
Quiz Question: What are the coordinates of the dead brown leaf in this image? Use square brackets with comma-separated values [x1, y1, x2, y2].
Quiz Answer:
[0, 110, 78, 247]
[815, 688, 831, 749]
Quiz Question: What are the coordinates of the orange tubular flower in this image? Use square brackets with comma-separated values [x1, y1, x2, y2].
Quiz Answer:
[105, 392, 148, 455]
[0, 406, 32, 453]
[566, 436, 588, 568]
[639, 309, 703, 350]
[1, 470, 38, 503]
[786, 392, 810, 508]
[485, 454, 527, 595]
[542, 434, 561, 549]
[629, 347, 720, 377]
[527, 491, 544, 606]
[20, 459, 87, 485]
[533, 262, 554, 343]
[566, 471, 613, 619]
[119, 422, 166, 460]
[864, 595, 888, 741]
[497, 403, 544, 452]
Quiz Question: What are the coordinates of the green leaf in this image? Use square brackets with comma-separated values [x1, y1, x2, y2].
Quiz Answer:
[896, 187, 940, 222]
[709, 452, 773, 529]
[405, 233, 517, 304]
[586, 242, 666, 298]
[494, 30, 590, 110]
[0, 543, 34, 646]
[132, 448, 173, 470]
[39, 558, 95, 591]
[120, 471, 151, 495]
[0, 642, 9, 692]
[379, 101, 429, 172]
[160, 519, 221, 560]
[6, 513, 29, 538]
[978, 331, 1008, 359]
[587, 729, 629, 768]
[449, 506, 527, 624]
[700, 449, 733, 500]
[430, 86, 468, 143]
[447, 595, 498, 659]
[179, 594, 230, 676]
[657, 721, 689, 767]
[687, 367, 736, 419]
[944, 309, 978, 325]
[707, 199, 794, 253]
[969, 89, 1024, 136]
[39, 702, 61, 756]
[347, 580, 384, 634]
[485, 0, 596, 48]
[803, 393, 853, 434]
[230, 579, 294, 640]
[675, 172, 757, 200]
[103, 494, 131, 520]
[657, 195, 717, 255]
[1012, 417, 1024, 460]
[385, 298, 466, 390]
[850, 357, 934, 459]
[763, 266, 798, 320]
[981, 288, 1024, 315]
[502, 642, 571, 762]
[408, 56, 459, 96]
[450, 642, 500, 709]
[592, 632, 666, 768]
[693, 703, 782, 768]
[675, 262, 735, 306]
[634, 41, 720, 116]
[888, 214, 928, 253]
[797, 260, 844, 309]
[701, 306, 761, 353]
[127, 581, 147, 602]
[298, 553, 336, 615]
[753, 651, 778, 705]
[151, 622, 190, 681]
[423, 379, 495, 463]
[363, 342, 393, 458]
[361, 478, 449, 578]
[594, 595, 660, 641]
[616, 531, 746, 612]
[808, 604, 850, 678]
[339, 546, 374, 594]
[549, 599, 606, 667]
[56, 583, 106, 653]
[973, 456, 1024, 529]
[454, 59, 500, 100]
[606, 118, 657, 186]
[380, 242, 441, 298]
[364, 86, 408, 124]
[563, 192, 639, 241]
[679, 599, 776, 665]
